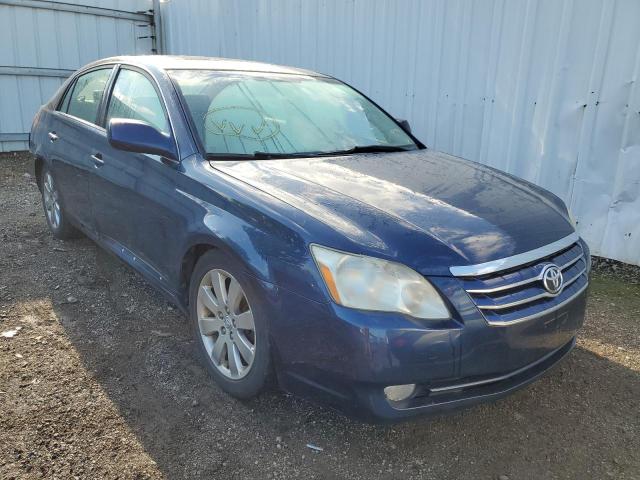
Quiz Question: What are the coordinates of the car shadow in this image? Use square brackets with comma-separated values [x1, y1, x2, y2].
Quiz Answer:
[34, 239, 639, 480]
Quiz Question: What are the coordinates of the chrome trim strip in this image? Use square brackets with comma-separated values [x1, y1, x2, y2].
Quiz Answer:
[449, 232, 579, 277]
[562, 266, 586, 288]
[55, 110, 107, 133]
[466, 251, 584, 294]
[477, 267, 586, 310]
[484, 281, 588, 326]
[429, 340, 572, 393]
[559, 251, 584, 271]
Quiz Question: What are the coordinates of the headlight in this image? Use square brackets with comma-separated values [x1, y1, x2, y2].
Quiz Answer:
[310, 245, 449, 319]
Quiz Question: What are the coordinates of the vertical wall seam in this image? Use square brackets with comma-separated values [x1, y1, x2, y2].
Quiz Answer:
[478, 0, 504, 166]
[533, 0, 573, 187]
[453, 0, 473, 156]
[504, 0, 537, 174]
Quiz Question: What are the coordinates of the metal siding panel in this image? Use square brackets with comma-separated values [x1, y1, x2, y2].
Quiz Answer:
[462, 0, 494, 162]
[408, 0, 429, 137]
[17, 76, 40, 131]
[512, 0, 561, 183]
[452, 0, 473, 158]
[14, 6, 39, 67]
[0, 0, 154, 153]
[478, 0, 504, 168]
[0, 76, 23, 151]
[130, 0, 640, 264]
[35, 9, 60, 68]
[574, 0, 640, 265]
[550, 1, 611, 256]
[56, 11, 82, 68]
[502, 0, 537, 174]
[529, 0, 573, 188]
[0, 7, 15, 65]
[430, 0, 447, 138]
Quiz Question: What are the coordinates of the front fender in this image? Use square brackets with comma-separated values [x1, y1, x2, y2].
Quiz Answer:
[175, 190, 328, 307]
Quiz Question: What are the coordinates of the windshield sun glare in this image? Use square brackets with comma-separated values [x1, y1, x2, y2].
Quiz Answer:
[169, 70, 417, 158]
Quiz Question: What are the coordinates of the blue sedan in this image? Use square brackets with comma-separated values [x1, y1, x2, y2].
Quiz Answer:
[30, 56, 590, 422]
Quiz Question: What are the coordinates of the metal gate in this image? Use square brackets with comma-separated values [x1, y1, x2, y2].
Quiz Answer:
[0, 0, 159, 152]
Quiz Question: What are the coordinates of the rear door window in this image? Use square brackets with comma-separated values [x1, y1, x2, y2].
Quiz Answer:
[64, 68, 112, 125]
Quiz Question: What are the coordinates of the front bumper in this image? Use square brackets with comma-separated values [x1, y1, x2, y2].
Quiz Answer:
[264, 272, 586, 422]
[354, 336, 576, 422]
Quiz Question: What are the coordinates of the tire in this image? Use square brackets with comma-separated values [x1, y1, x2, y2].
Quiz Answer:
[40, 166, 79, 240]
[189, 249, 272, 399]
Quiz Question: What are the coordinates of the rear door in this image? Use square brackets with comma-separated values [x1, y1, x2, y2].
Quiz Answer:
[47, 67, 114, 232]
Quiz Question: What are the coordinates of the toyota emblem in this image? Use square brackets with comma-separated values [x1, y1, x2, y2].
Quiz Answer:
[541, 264, 564, 294]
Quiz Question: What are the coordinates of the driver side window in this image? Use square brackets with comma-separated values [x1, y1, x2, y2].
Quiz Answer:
[106, 69, 169, 134]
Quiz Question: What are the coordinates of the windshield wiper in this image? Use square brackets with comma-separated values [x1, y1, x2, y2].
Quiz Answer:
[206, 151, 324, 161]
[322, 144, 414, 156]
[206, 145, 414, 161]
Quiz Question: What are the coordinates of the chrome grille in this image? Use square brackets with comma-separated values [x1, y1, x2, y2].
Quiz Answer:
[454, 239, 589, 326]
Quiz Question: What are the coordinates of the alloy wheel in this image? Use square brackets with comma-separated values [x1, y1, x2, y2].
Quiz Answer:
[196, 269, 256, 379]
[43, 171, 61, 229]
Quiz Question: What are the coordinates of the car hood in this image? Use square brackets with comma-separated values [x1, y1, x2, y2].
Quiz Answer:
[212, 149, 574, 272]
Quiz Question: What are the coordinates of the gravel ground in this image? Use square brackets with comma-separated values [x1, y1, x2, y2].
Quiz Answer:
[592, 256, 640, 285]
[1, 151, 639, 480]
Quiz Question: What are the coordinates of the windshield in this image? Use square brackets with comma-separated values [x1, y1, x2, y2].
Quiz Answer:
[169, 70, 418, 158]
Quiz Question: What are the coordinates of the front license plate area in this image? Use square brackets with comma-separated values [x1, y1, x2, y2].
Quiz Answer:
[460, 291, 587, 378]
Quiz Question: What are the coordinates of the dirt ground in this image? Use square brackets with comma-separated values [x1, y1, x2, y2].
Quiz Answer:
[1, 151, 639, 480]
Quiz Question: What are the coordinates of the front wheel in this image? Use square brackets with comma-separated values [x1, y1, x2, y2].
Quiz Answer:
[40, 166, 79, 239]
[189, 250, 272, 398]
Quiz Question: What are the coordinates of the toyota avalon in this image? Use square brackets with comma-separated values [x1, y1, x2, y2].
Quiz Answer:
[30, 56, 590, 422]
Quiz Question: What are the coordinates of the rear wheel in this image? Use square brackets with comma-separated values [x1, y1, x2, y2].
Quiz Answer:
[41, 167, 78, 239]
[189, 250, 272, 398]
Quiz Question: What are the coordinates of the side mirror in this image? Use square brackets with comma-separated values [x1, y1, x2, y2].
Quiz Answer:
[396, 118, 412, 134]
[107, 118, 177, 161]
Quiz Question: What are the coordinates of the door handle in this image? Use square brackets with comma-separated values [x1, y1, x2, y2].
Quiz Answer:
[91, 153, 104, 167]
[48, 131, 59, 142]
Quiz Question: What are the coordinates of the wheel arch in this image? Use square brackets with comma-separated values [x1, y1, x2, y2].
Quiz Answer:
[179, 242, 218, 305]
[34, 155, 46, 191]
[177, 233, 272, 308]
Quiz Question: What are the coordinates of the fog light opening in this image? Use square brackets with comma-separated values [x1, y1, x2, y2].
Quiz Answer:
[384, 384, 416, 402]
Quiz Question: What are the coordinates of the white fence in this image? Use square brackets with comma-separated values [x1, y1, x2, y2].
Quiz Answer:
[161, 0, 640, 265]
[0, 0, 155, 152]
[2, 0, 638, 265]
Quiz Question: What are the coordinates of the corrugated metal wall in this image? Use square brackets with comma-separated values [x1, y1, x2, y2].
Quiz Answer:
[161, 0, 640, 265]
[0, 0, 155, 152]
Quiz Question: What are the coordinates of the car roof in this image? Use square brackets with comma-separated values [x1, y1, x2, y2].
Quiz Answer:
[89, 55, 328, 77]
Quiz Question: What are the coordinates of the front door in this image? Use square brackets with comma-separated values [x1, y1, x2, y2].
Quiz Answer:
[90, 66, 184, 286]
